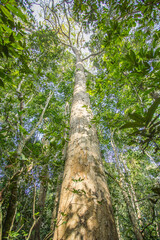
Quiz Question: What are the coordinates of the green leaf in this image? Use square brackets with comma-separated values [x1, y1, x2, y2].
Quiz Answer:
[134, 13, 142, 18]
[0, 5, 13, 21]
[0, 79, 4, 88]
[3, 45, 9, 57]
[6, 4, 27, 22]
[128, 113, 144, 123]
[155, 47, 160, 57]
[61, 212, 67, 216]
[120, 122, 144, 129]
[18, 110, 25, 116]
[145, 97, 160, 126]
[19, 125, 28, 135]
[9, 32, 15, 43]
[34, 212, 40, 216]
[81, 189, 86, 194]
[129, 50, 136, 62]
[72, 177, 84, 182]
[20, 153, 27, 161]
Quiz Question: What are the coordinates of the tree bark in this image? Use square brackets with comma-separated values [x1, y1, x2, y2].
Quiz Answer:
[53, 49, 118, 240]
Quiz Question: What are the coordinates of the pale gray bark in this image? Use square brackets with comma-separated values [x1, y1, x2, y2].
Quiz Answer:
[53, 49, 118, 240]
[39, 4, 118, 238]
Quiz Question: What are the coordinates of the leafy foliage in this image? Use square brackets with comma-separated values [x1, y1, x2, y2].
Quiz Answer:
[121, 98, 160, 152]
[1, 0, 160, 239]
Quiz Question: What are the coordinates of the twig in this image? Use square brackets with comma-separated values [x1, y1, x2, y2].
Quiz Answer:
[9, 207, 17, 233]
[43, 230, 54, 240]
[141, 205, 155, 234]
[77, 25, 82, 47]
[17, 224, 24, 233]
[25, 94, 34, 107]
[63, 3, 72, 45]
[135, 194, 158, 202]
[104, 170, 122, 187]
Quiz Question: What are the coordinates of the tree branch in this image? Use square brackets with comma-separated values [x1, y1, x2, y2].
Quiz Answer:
[58, 38, 72, 48]
[43, 230, 54, 240]
[63, 3, 72, 45]
[135, 194, 159, 202]
[77, 25, 82, 47]
[141, 205, 155, 234]
[82, 50, 104, 61]
[17, 91, 54, 154]
[104, 170, 122, 188]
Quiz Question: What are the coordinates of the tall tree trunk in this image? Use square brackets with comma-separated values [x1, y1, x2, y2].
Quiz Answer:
[53, 49, 118, 240]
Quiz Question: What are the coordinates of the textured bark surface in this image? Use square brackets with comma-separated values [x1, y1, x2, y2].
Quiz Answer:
[53, 50, 118, 240]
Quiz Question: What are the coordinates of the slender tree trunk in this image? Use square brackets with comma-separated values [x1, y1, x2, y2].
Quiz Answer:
[53, 49, 118, 240]
[115, 210, 121, 240]
[2, 90, 53, 240]
[120, 183, 143, 240]
[2, 177, 18, 240]
[32, 165, 48, 240]
[31, 178, 48, 240]
[121, 157, 142, 226]
[0, 202, 2, 240]
[51, 102, 69, 236]
[50, 173, 63, 233]
[110, 132, 143, 240]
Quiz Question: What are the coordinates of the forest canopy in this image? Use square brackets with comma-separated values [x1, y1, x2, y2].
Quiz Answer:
[0, 0, 160, 240]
